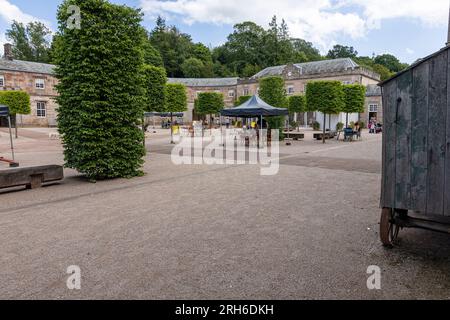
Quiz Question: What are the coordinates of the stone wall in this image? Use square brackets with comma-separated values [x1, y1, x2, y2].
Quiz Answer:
[0, 70, 58, 126]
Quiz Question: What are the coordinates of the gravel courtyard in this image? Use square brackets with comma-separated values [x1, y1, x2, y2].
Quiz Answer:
[0, 128, 449, 299]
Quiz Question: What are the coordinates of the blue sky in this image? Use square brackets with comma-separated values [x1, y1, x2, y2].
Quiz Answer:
[0, 0, 449, 64]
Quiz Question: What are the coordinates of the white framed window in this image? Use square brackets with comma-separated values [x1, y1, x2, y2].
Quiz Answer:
[228, 90, 235, 98]
[256, 87, 260, 94]
[35, 78, 45, 89]
[37, 101, 46, 117]
[287, 85, 295, 95]
[243, 88, 249, 96]
[343, 81, 352, 85]
[0, 75, 4, 87]
[369, 104, 379, 112]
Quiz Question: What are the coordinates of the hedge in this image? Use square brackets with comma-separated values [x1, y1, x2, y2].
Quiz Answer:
[0, 91, 31, 115]
[54, 0, 146, 180]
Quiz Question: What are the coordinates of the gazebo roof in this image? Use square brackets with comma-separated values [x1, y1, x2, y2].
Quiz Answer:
[221, 95, 288, 117]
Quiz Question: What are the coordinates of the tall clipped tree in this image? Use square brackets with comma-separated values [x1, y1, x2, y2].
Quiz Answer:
[166, 83, 188, 143]
[54, 0, 146, 180]
[0, 91, 30, 138]
[306, 81, 344, 143]
[259, 76, 287, 131]
[142, 64, 166, 145]
[195, 92, 224, 130]
[143, 65, 167, 113]
[342, 84, 366, 127]
[288, 94, 306, 129]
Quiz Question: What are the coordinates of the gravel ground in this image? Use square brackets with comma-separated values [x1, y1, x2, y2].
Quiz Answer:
[0, 128, 449, 300]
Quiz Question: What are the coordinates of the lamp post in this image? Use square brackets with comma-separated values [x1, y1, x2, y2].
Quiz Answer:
[0, 105, 16, 163]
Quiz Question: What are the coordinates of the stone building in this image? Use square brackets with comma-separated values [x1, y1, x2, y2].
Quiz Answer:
[170, 58, 382, 128]
[0, 42, 383, 127]
[0, 44, 58, 127]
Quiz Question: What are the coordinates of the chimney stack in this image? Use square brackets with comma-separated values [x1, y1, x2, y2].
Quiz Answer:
[3, 43, 13, 60]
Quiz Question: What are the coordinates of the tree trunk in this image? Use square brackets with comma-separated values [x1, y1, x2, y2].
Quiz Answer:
[323, 113, 326, 144]
[13, 115, 18, 139]
[170, 112, 174, 144]
[346, 113, 349, 128]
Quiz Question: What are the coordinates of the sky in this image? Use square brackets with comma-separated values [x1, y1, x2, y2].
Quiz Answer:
[0, 0, 449, 64]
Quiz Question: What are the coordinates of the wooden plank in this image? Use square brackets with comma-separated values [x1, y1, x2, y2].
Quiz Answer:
[410, 62, 429, 213]
[395, 70, 413, 210]
[0, 165, 64, 189]
[426, 51, 448, 216]
[381, 80, 397, 209]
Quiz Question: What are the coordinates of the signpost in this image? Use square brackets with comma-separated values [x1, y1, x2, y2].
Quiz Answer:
[0, 105, 17, 165]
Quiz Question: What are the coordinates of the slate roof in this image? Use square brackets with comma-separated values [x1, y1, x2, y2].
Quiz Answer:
[167, 77, 239, 87]
[0, 58, 55, 75]
[366, 84, 382, 96]
[252, 58, 360, 79]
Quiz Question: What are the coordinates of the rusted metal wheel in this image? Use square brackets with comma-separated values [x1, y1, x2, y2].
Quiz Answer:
[380, 208, 400, 247]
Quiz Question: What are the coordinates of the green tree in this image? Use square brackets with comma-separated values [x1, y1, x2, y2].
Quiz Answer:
[342, 84, 366, 127]
[142, 33, 164, 67]
[6, 20, 52, 63]
[327, 45, 358, 59]
[149, 16, 196, 77]
[181, 57, 206, 78]
[372, 64, 394, 81]
[374, 54, 408, 73]
[235, 95, 252, 106]
[0, 91, 31, 138]
[259, 76, 287, 132]
[288, 95, 306, 129]
[306, 81, 344, 143]
[143, 65, 167, 112]
[291, 38, 322, 61]
[54, 0, 146, 180]
[288, 95, 306, 114]
[166, 83, 188, 143]
[195, 92, 224, 129]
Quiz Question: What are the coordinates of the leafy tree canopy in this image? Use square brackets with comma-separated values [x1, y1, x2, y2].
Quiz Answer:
[235, 95, 252, 106]
[195, 92, 224, 115]
[306, 81, 344, 114]
[6, 20, 52, 63]
[165, 83, 188, 113]
[327, 45, 358, 59]
[143, 65, 167, 112]
[288, 95, 306, 114]
[54, 0, 146, 180]
[0, 91, 31, 115]
[342, 84, 366, 114]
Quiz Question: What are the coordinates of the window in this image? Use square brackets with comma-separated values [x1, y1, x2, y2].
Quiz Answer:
[0, 75, 4, 87]
[37, 102, 46, 117]
[369, 104, 378, 112]
[243, 88, 249, 96]
[343, 81, 352, 85]
[35, 78, 45, 89]
[228, 90, 235, 98]
[287, 86, 295, 95]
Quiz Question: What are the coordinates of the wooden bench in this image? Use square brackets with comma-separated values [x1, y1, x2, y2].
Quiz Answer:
[0, 165, 64, 190]
[284, 132, 305, 141]
[314, 131, 336, 140]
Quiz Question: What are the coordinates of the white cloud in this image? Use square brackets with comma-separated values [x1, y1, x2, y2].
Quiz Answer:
[0, 0, 43, 25]
[139, 0, 449, 52]
[0, 0, 52, 55]
[406, 48, 415, 55]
